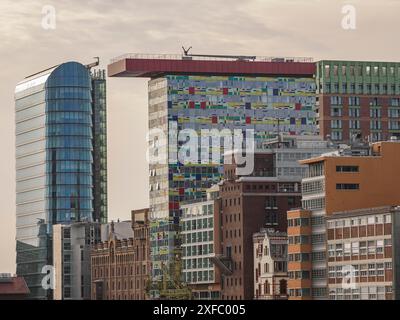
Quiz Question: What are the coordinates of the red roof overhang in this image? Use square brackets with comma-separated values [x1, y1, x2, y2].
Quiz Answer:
[108, 58, 316, 78]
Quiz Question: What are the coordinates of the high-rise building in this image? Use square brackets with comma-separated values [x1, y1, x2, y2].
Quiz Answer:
[108, 53, 317, 296]
[315, 60, 400, 143]
[15, 61, 107, 299]
[287, 141, 400, 300]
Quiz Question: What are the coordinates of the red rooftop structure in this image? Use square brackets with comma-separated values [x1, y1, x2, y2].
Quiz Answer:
[108, 53, 315, 78]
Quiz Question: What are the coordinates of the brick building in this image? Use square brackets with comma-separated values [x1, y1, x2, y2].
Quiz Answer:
[326, 206, 400, 300]
[288, 141, 400, 300]
[91, 209, 150, 300]
[316, 60, 400, 143]
[213, 136, 333, 300]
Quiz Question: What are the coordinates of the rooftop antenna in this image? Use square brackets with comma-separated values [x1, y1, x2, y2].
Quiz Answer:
[86, 57, 100, 69]
[182, 46, 192, 56]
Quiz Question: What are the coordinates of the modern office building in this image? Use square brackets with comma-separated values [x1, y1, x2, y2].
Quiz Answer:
[253, 228, 288, 300]
[214, 136, 333, 300]
[91, 210, 151, 300]
[315, 60, 400, 143]
[53, 222, 101, 300]
[181, 185, 222, 300]
[326, 206, 400, 300]
[15, 61, 107, 299]
[108, 53, 317, 295]
[287, 140, 400, 300]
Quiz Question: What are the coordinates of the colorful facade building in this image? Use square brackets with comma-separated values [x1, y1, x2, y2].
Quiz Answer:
[253, 228, 288, 300]
[180, 185, 222, 300]
[316, 60, 400, 143]
[108, 54, 317, 296]
[288, 141, 400, 300]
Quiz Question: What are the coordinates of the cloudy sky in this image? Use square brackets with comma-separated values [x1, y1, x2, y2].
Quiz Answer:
[1, 0, 399, 272]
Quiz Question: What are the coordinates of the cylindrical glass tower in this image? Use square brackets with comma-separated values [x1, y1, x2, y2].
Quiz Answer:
[45, 62, 94, 224]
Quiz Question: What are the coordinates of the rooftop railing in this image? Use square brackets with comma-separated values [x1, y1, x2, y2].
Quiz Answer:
[110, 53, 314, 64]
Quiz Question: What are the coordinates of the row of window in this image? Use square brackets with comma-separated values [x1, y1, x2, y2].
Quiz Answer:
[329, 131, 387, 141]
[47, 124, 93, 137]
[181, 218, 213, 231]
[288, 253, 310, 262]
[182, 244, 214, 257]
[324, 64, 400, 78]
[181, 204, 213, 217]
[182, 257, 213, 270]
[327, 239, 392, 258]
[225, 276, 242, 288]
[288, 235, 309, 245]
[224, 197, 241, 207]
[331, 119, 400, 130]
[324, 83, 400, 94]
[328, 263, 392, 280]
[225, 228, 241, 239]
[47, 136, 92, 148]
[45, 173, 93, 185]
[46, 87, 91, 100]
[46, 111, 92, 124]
[334, 106, 394, 118]
[327, 214, 391, 228]
[183, 270, 214, 283]
[329, 96, 400, 107]
[98, 278, 146, 292]
[93, 264, 147, 278]
[307, 162, 324, 178]
[288, 217, 310, 227]
[302, 197, 325, 210]
[224, 212, 241, 224]
[181, 230, 214, 244]
[302, 179, 324, 195]
[329, 286, 391, 300]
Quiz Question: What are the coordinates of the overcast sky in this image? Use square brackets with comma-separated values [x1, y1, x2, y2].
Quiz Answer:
[1, 0, 399, 272]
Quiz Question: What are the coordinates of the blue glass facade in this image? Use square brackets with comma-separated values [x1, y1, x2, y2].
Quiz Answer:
[15, 62, 107, 299]
[45, 63, 94, 224]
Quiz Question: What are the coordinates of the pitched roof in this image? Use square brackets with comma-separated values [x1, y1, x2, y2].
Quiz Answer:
[0, 276, 30, 296]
